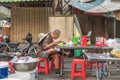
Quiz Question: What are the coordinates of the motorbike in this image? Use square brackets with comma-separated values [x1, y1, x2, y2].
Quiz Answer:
[0, 33, 37, 58]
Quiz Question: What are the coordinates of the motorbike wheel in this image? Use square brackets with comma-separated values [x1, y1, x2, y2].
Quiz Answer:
[28, 45, 37, 58]
[0, 46, 6, 53]
[0, 45, 12, 53]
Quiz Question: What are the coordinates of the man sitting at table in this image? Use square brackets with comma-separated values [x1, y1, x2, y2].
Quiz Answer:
[38, 29, 61, 75]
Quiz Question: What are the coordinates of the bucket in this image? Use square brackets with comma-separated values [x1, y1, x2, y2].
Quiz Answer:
[8, 73, 31, 80]
[0, 62, 8, 79]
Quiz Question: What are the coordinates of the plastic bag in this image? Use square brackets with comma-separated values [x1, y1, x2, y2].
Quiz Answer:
[111, 49, 120, 58]
[74, 49, 83, 57]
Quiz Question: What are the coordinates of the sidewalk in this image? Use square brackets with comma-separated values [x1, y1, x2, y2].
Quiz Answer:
[38, 61, 120, 80]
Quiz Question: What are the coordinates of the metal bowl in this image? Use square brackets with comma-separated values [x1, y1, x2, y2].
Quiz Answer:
[13, 62, 37, 71]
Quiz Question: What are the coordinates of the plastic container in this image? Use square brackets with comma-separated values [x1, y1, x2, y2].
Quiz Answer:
[1, 78, 20, 80]
[72, 36, 79, 46]
[81, 35, 87, 46]
[0, 62, 8, 79]
[15, 69, 37, 80]
[8, 73, 31, 80]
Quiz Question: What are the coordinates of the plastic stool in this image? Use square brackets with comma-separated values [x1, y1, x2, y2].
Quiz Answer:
[85, 61, 92, 68]
[37, 57, 49, 75]
[0, 36, 2, 42]
[8, 62, 15, 74]
[50, 55, 61, 71]
[71, 59, 86, 80]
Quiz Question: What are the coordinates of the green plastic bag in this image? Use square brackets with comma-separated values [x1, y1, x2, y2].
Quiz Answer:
[74, 49, 83, 57]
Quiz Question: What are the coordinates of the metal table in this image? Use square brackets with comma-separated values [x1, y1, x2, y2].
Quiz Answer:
[84, 53, 120, 80]
[59, 45, 112, 76]
[84, 53, 120, 61]
[60, 45, 103, 50]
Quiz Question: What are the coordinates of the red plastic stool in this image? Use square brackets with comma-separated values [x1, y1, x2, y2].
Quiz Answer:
[0, 35, 2, 42]
[50, 55, 61, 71]
[85, 61, 92, 67]
[8, 61, 15, 74]
[71, 59, 86, 80]
[37, 57, 49, 75]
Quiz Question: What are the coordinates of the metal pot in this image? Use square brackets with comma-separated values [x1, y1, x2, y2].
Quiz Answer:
[13, 62, 37, 72]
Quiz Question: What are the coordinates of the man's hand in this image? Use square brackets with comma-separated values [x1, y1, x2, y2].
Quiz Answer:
[53, 40, 61, 45]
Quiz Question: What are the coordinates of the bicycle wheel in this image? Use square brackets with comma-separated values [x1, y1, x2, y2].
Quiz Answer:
[28, 45, 37, 58]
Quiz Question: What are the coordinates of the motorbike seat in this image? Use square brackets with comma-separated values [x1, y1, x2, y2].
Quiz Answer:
[8, 42, 20, 48]
[0, 42, 8, 46]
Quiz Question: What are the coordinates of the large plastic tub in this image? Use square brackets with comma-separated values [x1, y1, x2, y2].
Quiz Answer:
[8, 73, 31, 80]
[15, 69, 37, 80]
[1, 78, 20, 80]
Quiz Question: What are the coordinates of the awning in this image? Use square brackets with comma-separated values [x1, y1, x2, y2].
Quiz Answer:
[0, 0, 39, 2]
[69, 0, 120, 13]
[69, 0, 105, 12]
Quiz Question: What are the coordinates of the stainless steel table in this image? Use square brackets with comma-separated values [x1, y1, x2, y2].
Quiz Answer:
[84, 53, 120, 61]
[60, 45, 102, 50]
[59, 45, 113, 76]
[84, 53, 120, 80]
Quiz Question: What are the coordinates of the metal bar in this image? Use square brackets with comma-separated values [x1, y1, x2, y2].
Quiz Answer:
[113, 18, 116, 38]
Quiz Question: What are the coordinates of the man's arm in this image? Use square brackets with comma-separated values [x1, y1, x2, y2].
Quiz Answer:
[43, 35, 61, 49]
[44, 40, 61, 49]
[42, 35, 54, 49]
